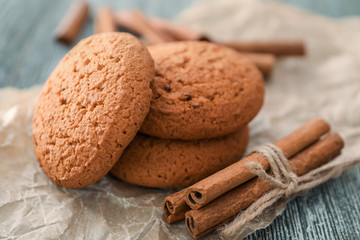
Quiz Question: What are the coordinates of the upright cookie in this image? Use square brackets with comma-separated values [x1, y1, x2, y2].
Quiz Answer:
[140, 41, 264, 140]
[111, 127, 249, 188]
[32, 33, 154, 188]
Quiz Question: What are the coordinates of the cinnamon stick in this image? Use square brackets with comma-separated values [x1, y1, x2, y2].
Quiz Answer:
[148, 17, 275, 76]
[146, 16, 305, 57]
[223, 41, 306, 56]
[115, 10, 174, 44]
[185, 118, 330, 210]
[163, 188, 191, 223]
[185, 133, 344, 239]
[94, 7, 117, 34]
[55, 0, 89, 45]
[148, 17, 206, 41]
[240, 53, 276, 77]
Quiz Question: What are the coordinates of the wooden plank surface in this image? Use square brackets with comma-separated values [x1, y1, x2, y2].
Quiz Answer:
[0, 0, 194, 88]
[0, 0, 359, 239]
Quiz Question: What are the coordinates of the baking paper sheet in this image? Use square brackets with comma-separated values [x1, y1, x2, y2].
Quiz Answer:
[1, 0, 360, 239]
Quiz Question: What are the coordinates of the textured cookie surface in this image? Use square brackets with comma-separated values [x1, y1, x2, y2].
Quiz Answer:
[32, 33, 154, 188]
[111, 127, 249, 188]
[140, 41, 264, 140]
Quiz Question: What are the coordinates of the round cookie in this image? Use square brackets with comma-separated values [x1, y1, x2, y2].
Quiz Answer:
[140, 41, 264, 140]
[111, 127, 249, 188]
[32, 33, 154, 188]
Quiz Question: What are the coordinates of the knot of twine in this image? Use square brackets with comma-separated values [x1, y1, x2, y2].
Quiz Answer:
[220, 143, 360, 238]
[244, 144, 299, 198]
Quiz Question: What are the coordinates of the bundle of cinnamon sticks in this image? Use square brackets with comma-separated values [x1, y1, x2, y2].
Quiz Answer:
[163, 118, 344, 239]
[54, 1, 305, 77]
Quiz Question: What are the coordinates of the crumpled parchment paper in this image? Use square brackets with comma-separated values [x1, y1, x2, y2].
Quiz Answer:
[1, 0, 360, 239]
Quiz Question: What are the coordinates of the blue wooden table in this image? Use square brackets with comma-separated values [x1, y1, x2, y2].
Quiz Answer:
[0, 0, 359, 239]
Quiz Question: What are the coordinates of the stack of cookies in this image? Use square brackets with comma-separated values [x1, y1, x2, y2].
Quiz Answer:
[111, 41, 264, 188]
[32, 33, 264, 189]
